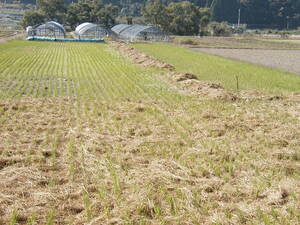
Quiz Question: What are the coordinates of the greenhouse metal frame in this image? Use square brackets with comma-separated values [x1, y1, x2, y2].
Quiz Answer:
[75, 23, 114, 40]
[111, 24, 169, 42]
[28, 21, 65, 38]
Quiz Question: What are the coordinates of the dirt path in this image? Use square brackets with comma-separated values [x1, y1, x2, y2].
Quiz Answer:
[193, 48, 300, 75]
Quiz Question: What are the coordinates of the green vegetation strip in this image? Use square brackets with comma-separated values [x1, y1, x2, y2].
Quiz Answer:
[134, 43, 300, 93]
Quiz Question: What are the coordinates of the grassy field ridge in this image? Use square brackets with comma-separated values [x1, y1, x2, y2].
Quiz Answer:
[134, 43, 300, 93]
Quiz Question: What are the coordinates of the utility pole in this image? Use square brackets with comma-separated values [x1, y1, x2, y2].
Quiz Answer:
[237, 0, 241, 28]
[238, 8, 241, 28]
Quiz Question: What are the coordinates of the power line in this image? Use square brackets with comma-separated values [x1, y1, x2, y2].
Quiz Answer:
[209, 0, 216, 9]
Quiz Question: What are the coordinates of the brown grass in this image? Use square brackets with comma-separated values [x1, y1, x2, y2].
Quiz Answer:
[0, 94, 299, 224]
[111, 42, 175, 70]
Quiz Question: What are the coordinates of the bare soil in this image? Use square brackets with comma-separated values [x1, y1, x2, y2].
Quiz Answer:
[193, 48, 300, 75]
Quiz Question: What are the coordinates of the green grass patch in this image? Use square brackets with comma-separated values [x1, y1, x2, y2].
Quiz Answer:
[134, 43, 300, 92]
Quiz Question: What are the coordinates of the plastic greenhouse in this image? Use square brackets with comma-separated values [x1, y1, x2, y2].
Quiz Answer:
[75, 23, 114, 40]
[27, 21, 65, 38]
[111, 24, 169, 42]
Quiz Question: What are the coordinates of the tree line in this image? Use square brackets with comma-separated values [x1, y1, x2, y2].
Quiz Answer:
[21, 0, 211, 35]
[21, 0, 119, 29]
[20, 0, 300, 31]
[211, 0, 300, 29]
[142, 0, 211, 35]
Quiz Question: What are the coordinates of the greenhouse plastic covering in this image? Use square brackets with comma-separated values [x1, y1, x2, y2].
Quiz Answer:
[111, 24, 132, 35]
[75, 22, 114, 39]
[111, 24, 169, 42]
[29, 21, 65, 38]
[75, 22, 92, 34]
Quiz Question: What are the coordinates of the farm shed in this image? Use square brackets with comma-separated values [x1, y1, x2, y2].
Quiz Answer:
[111, 24, 169, 42]
[75, 23, 115, 40]
[27, 21, 65, 38]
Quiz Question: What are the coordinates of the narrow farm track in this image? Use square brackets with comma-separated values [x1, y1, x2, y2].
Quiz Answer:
[0, 41, 300, 225]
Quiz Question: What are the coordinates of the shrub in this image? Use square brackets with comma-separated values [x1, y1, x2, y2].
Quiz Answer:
[179, 38, 198, 45]
[232, 24, 247, 34]
[208, 22, 232, 37]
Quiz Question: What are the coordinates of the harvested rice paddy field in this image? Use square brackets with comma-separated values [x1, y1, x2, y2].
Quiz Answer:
[0, 40, 300, 224]
[263, 39, 300, 44]
[174, 36, 300, 50]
